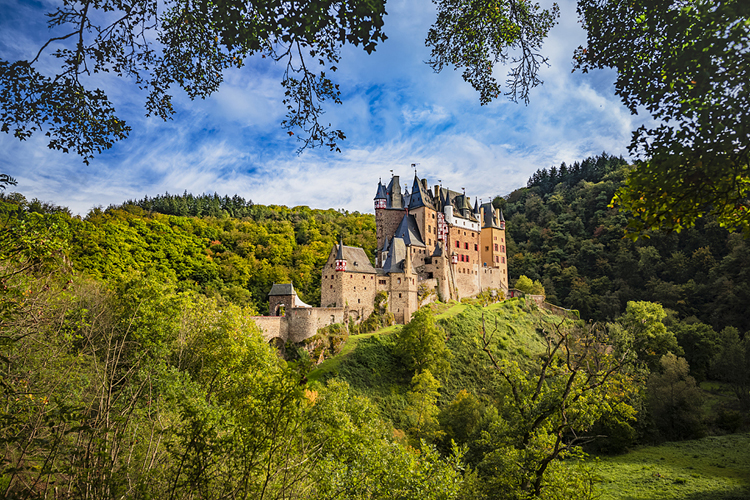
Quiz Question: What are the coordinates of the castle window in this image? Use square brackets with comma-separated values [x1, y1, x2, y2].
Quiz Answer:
[485, 246, 489, 251]
[354, 286, 356, 290]
[397, 278, 401, 284]
[364, 287, 367, 290]
[358, 299, 361, 303]
[502, 257, 505, 263]
[399, 293, 402, 298]
[474, 244, 478, 251]
[494, 236, 497, 240]
[464, 242, 468, 249]
[495, 256, 499, 263]
[494, 244, 498, 251]
[363, 275, 366, 278]
[455, 241, 459, 248]
[330, 285, 333, 288]
[501, 245, 505, 252]
[379, 279, 386, 285]
[466, 256, 470, 263]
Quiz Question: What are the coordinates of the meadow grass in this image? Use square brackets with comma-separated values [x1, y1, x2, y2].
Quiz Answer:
[593, 433, 750, 500]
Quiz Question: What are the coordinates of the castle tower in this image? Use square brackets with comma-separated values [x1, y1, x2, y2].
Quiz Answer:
[375, 175, 406, 255]
[374, 179, 387, 210]
[480, 203, 508, 291]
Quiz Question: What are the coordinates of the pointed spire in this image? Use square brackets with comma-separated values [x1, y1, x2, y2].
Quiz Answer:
[374, 179, 387, 200]
[336, 234, 344, 260]
[499, 208, 505, 222]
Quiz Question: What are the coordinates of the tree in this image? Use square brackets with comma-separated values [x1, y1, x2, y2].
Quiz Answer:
[426, 0, 559, 105]
[474, 316, 639, 499]
[394, 307, 452, 377]
[576, 0, 750, 236]
[514, 274, 544, 295]
[711, 327, 750, 410]
[0, 0, 557, 160]
[404, 370, 445, 447]
[647, 353, 704, 440]
[614, 301, 681, 372]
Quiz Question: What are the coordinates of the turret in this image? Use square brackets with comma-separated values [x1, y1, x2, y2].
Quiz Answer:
[335, 237, 347, 271]
[374, 179, 387, 209]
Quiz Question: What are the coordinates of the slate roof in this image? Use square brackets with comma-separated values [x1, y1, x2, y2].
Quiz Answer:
[380, 237, 419, 274]
[336, 238, 345, 260]
[408, 175, 435, 210]
[269, 283, 296, 296]
[482, 202, 501, 229]
[335, 244, 377, 273]
[394, 214, 425, 247]
[381, 237, 405, 274]
[380, 236, 390, 253]
[374, 180, 387, 200]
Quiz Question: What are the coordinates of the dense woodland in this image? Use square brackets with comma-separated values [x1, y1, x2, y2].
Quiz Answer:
[1, 155, 749, 499]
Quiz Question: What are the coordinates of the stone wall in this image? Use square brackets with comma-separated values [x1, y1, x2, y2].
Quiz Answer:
[251, 307, 347, 343]
[286, 307, 347, 343]
[251, 316, 288, 342]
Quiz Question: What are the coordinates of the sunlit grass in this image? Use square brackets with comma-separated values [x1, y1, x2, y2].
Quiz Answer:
[593, 433, 750, 500]
[308, 324, 401, 383]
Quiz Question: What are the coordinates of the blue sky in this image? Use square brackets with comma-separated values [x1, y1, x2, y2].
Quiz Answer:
[0, 0, 651, 215]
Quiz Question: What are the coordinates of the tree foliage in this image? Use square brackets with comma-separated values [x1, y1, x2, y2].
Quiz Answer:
[395, 307, 452, 378]
[576, 0, 750, 235]
[426, 0, 559, 104]
[647, 353, 704, 441]
[0, 0, 388, 158]
[0, 0, 563, 160]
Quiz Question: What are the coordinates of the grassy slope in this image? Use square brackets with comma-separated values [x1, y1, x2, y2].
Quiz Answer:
[594, 434, 750, 500]
[308, 325, 402, 384]
[308, 298, 560, 416]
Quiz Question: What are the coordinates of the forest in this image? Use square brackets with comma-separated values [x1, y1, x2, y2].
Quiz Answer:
[1, 154, 749, 499]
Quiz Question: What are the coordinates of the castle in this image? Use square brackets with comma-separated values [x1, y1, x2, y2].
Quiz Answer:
[320, 173, 508, 324]
[251, 173, 509, 343]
